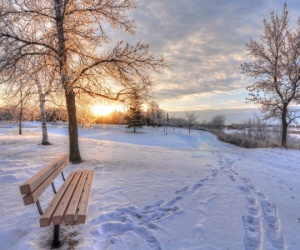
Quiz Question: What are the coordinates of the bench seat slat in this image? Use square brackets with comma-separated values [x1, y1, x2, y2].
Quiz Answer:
[64, 170, 89, 224]
[20, 154, 68, 195]
[22, 159, 69, 205]
[39, 171, 76, 227]
[52, 171, 83, 225]
[76, 170, 95, 224]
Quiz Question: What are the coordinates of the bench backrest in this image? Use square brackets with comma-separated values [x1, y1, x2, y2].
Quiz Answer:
[19, 154, 69, 205]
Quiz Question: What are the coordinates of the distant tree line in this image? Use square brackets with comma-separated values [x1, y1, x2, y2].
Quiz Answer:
[0, 105, 68, 123]
[198, 115, 226, 131]
[93, 101, 169, 132]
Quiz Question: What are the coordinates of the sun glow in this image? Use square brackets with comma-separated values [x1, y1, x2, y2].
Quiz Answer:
[91, 104, 123, 116]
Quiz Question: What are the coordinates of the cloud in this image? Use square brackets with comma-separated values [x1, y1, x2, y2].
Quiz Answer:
[108, 0, 299, 111]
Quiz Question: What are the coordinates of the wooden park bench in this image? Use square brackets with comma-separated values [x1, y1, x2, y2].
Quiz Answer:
[19, 154, 94, 247]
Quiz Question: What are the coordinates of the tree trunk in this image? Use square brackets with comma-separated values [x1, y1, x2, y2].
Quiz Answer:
[281, 105, 288, 147]
[39, 93, 51, 145]
[19, 109, 22, 135]
[65, 90, 82, 163]
[19, 90, 23, 135]
[133, 117, 136, 132]
[54, 0, 81, 163]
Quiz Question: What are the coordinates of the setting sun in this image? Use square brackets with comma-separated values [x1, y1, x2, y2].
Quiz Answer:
[91, 104, 123, 116]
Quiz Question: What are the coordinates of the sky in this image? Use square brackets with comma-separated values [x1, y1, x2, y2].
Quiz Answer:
[107, 0, 300, 121]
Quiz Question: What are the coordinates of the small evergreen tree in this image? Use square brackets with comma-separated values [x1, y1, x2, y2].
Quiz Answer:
[124, 106, 144, 132]
[124, 87, 145, 132]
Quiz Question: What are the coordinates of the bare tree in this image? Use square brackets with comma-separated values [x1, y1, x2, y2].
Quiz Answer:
[32, 65, 60, 145]
[0, 0, 166, 162]
[3, 56, 59, 144]
[165, 112, 169, 135]
[185, 112, 198, 134]
[199, 119, 208, 130]
[242, 114, 270, 141]
[240, 4, 300, 147]
[147, 101, 159, 127]
[3, 79, 33, 134]
[210, 114, 226, 130]
[168, 113, 177, 131]
[0, 104, 13, 122]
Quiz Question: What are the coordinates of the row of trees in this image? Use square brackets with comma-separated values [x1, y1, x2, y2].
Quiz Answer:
[0, 105, 68, 124]
[93, 111, 227, 133]
[0, 97, 227, 134]
[0, 95, 169, 133]
[199, 115, 226, 131]
[0, 0, 167, 162]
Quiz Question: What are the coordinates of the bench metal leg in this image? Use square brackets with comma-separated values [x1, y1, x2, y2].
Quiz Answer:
[52, 225, 61, 248]
[36, 200, 43, 215]
[61, 171, 66, 181]
[51, 182, 57, 194]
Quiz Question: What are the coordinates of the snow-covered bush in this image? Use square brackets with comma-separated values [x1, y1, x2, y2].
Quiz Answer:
[215, 131, 260, 148]
[214, 116, 300, 149]
[287, 134, 300, 149]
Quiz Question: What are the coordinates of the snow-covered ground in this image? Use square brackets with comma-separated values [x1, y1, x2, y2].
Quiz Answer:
[0, 124, 300, 250]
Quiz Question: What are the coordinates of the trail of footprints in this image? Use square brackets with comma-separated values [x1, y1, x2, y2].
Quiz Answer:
[96, 151, 286, 249]
[95, 166, 219, 249]
[216, 151, 286, 250]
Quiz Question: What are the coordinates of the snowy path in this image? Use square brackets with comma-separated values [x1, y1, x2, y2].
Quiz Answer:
[0, 125, 299, 249]
[215, 150, 285, 250]
[172, 130, 298, 250]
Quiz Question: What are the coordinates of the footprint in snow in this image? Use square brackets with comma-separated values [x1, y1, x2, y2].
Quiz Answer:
[221, 167, 237, 181]
[261, 201, 285, 249]
[238, 186, 259, 215]
[165, 196, 183, 206]
[238, 175, 286, 249]
[193, 182, 203, 190]
[243, 215, 262, 250]
[175, 186, 189, 194]
[144, 200, 164, 212]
